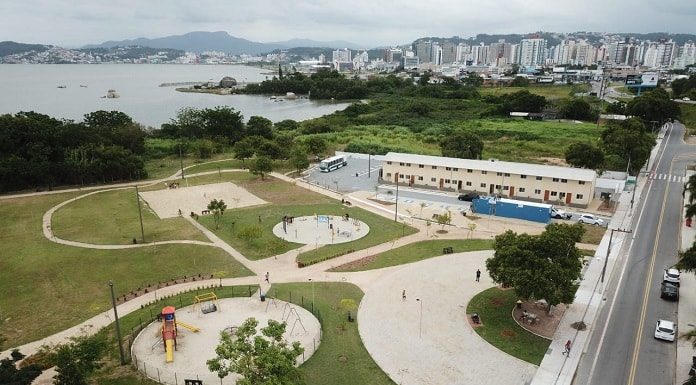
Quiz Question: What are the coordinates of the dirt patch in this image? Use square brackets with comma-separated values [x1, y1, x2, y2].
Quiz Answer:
[436, 230, 448, 234]
[533, 157, 569, 167]
[490, 298, 505, 307]
[329, 254, 378, 271]
[512, 301, 567, 339]
[500, 329, 516, 338]
[367, 197, 396, 206]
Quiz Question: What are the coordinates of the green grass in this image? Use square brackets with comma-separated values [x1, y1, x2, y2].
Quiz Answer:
[0, 192, 254, 349]
[144, 152, 235, 180]
[331, 239, 494, 272]
[479, 84, 590, 100]
[269, 282, 394, 385]
[579, 224, 606, 245]
[466, 287, 550, 365]
[52, 188, 207, 244]
[681, 103, 696, 135]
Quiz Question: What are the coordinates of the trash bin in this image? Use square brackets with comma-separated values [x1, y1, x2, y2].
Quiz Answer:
[260, 294, 266, 302]
[516, 300, 523, 309]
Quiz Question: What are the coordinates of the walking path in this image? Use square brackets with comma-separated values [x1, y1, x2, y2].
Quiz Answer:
[677, 177, 696, 384]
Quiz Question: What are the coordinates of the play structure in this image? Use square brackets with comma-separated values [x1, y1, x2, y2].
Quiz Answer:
[160, 306, 200, 363]
[271, 215, 370, 245]
[193, 292, 220, 314]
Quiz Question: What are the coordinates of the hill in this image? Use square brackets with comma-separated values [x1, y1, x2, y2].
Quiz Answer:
[0, 41, 50, 56]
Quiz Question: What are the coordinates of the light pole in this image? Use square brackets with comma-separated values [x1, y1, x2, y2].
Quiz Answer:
[601, 228, 632, 283]
[179, 142, 185, 179]
[109, 281, 126, 365]
[416, 298, 423, 338]
[134, 186, 145, 243]
[368, 153, 372, 178]
[309, 278, 315, 312]
[394, 173, 400, 222]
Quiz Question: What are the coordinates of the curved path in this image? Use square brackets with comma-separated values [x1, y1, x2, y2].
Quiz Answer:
[359, 251, 537, 385]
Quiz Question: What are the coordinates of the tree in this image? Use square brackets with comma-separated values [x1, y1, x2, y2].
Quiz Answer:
[605, 101, 626, 115]
[565, 143, 604, 169]
[440, 130, 483, 159]
[53, 333, 108, 385]
[625, 88, 680, 124]
[486, 223, 585, 312]
[250, 156, 273, 180]
[303, 136, 327, 157]
[246, 116, 274, 139]
[498, 90, 547, 114]
[207, 317, 304, 385]
[233, 137, 256, 163]
[0, 357, 42, 385]
[557, 98, 595, 121]
[601, 118, 655, 174]
[207, 199, 227, 230]
[510, 76, 530, 87]
[461, 72, 483, 87]
[289, 145, 310, 174]
[434, 210, 452, 230]
[275, 119, 299, 131]
[676, 245, 696, 273]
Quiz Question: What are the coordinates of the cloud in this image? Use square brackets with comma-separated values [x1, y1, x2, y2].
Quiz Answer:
[0, 0, 693, 47]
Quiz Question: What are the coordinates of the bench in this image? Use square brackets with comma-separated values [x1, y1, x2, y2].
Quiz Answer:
[442, 247, 454, 254]
[201, 209, 211, 215]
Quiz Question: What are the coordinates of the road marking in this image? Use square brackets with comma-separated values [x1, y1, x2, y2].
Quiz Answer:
[584, 124, 674, 385]
[626, 153, 676, 385]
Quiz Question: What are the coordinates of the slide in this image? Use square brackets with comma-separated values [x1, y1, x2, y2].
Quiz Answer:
[175, 320, 200, 332]
[165, 339, 174, 363]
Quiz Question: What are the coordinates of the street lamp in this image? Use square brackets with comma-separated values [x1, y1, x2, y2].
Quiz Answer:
[416, 298, 423, 338]
[109, 281, 126, 365]
[309, 278, 315, 313]
[394, 173, 400, 222]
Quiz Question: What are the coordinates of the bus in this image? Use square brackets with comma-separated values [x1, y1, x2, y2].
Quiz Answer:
[319, 155, 348, 172]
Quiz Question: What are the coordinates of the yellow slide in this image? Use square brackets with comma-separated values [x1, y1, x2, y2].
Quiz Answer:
[165, 339, 174, 363]
[175, 320, 200, 332]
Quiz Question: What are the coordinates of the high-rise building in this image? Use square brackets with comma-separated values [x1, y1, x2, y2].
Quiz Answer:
[518, 38, 547, 66]
[441, 41, 457, 64]
[415, 41, 432, 64]
[674, 42, 696, 69]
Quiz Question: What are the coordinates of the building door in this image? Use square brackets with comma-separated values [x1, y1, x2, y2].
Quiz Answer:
[566, 193, 572, 204]
[439, 178, 444, 189]
[489, 184, 495, 194]
[509, 186, 515, 197]
[543, 190, 550, 201]
[410, 175, 415, 186]
[394, 173, 399, 183]
[458, 180, 462, 190]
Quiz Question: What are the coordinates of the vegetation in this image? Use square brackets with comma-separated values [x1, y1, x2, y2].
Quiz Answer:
[625, 88, 680, 125]
[557, 98, 597, 121]
[466, 287, 550, 364]
[486, 223, 585, 311]
[207, 199, 227, 229]
[53, 332, 109, 385]
[671, 74, 696, 99]
[331, 239, 494, 272]
[565, 142, 604, 170]
[680, 103, 696, 135]
[269, 282, 394, 385]
[440, 130, 484, 159]
[601, 118, 656, 174]
[208, 318, 304, 385]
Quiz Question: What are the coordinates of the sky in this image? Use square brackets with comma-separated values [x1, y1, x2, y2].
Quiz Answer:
[2, 0, 695, 47]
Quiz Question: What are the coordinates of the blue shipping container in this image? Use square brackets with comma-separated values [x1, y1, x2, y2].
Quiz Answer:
[471, 197, 551, 224]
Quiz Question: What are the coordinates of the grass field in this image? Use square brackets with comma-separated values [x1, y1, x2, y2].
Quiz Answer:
[579, 224, 606, 245]
[0, 192, 253, 349]
[269, 282, 395, 385]
[466, 287, 550, 365]
[51, 188, 207, 244]
[681, 103, 696, 136]
[331, 239, 494, 272]
[479, 84, 591, 100]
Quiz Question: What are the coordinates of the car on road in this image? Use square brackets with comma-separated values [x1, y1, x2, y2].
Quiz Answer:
[578, 213, 604, 226]
[654, 319, 676, 342]
[458, 193, 480, 202]
[684, 97, 691, 101]
[551, 207, 572, 219]
[660, 282, 679, 301]
[663, 268, 680, 286]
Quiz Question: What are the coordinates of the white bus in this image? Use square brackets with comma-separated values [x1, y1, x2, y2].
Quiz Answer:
[319, 155, 348, 172]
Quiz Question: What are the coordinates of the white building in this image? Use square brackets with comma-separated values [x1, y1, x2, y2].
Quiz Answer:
[519, 39, 547, 66]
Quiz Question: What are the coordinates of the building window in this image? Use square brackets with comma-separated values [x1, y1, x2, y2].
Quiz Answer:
[576, 194, 584, 199]
[552, 178, 559, 182]
[482, 171, 488, 175]
[387, 161, 392, 165]
[452, 180, 458, 185]
[519, 187, 526, 192]
[495, 184, 501, 190]
[418, 176, 423, 181]
[453, 168, 459, 171]
[503, 186, 509, 190]
[445, 179, 451, 184]
[466, 181, 472, 186]
[446, 167, 452, 171]
[481, 183, 487, 188]
[399, 174, 404, 179]
[559, 192, 566, 198]
[399, 162, 404, 166]
[521, 175, 527, 179]
[579, 180, 586, 185]
[406, 163, 411, 166]
[534, 189, 541, 194]
[432, 166, 437, 169]
[419, 164, 424, 168]
[561, 179, 568, 183]
[467, 169, 473, 173]
[504, 173, 510, 177]
[536, 176, 542, 181]
[431, 177, 436, 182]
[497, 172, 503, 176]
[386, 173, 391, 178]
[550, 191, 558, 197]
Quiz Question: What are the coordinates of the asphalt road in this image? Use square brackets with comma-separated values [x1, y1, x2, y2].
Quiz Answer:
[575, 122, 694, 385]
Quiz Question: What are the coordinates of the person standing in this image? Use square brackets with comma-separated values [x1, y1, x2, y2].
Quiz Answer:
[264, 272, 270, 284]
[476, 269, 481, 282]
[563, 339, 571, 356]
[402, 289, 406, 301]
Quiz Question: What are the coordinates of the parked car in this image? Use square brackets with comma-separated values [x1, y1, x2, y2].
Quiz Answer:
[684, 97, 691, 101]
[578, 213, 604, 226]
[551, 207, 572, 219]
[660, 282, 679, 301]
[663, 268, 680, 286]
[654, 319, 676, 342]
[458, 193, 480, 202]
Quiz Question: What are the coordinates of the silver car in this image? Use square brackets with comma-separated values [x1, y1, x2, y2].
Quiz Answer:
[578, 213, 604, 226]
[654, 319, 676, 342]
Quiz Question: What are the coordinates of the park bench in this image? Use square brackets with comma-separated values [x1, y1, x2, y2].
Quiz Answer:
[442, 247, 454, 254]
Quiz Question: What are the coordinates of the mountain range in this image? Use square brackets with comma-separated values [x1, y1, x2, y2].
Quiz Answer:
[82, 31, 363, 54]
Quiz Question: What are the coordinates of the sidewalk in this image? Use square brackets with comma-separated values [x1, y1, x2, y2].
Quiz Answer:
[530, 123, 670, 385]
[677, 174, 696, 384]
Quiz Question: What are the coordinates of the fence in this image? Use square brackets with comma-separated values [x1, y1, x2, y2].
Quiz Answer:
[130, 289, 323, 385]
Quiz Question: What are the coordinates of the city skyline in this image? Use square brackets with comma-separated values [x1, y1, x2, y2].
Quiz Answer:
[2, 0, 695, 48]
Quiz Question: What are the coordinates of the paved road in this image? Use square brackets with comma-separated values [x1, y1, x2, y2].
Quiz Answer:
[575, 122, 693, 385]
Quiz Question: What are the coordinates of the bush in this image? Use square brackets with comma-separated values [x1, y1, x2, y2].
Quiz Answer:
[196, 139, 215, 159]
[238, 225, 263, 241]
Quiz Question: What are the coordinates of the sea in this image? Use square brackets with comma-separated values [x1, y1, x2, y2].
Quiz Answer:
[0, 64, 349, 128]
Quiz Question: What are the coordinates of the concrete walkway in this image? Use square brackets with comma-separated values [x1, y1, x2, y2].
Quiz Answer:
[677, 176, 696, 384]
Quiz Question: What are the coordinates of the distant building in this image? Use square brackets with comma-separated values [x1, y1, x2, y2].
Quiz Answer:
[518, 38, 547, 66]
[402, 56, 420, 70]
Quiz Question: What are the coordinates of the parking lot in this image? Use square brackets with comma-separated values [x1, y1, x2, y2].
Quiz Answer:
[304, 156, 381, 193]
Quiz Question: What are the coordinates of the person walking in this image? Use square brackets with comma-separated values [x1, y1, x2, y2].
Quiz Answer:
[562, 339, 571, 356]
[264, 272, 270, 284]
[476, 269, 481, 282]
[402, 289, 406, 301]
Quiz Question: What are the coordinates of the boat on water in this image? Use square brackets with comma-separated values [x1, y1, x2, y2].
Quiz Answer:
[57, 85, 66, 88]
[80, 85, 88, 88]
[101, 89, 120, 99]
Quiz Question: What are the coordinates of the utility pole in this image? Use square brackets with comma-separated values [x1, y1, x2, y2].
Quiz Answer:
[394, 173, 399, 222]
[601, 228, 632, 283]
[135, 185, 145, 243]
[179, 142, 185, 179]
[109, 281, 126, 365]
[368, 153, 371, 178]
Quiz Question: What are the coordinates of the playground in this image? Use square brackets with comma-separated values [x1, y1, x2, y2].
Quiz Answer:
[271, 214, 370, 245]
[131, 294, 322, 385]
[139, 182, 267, 219]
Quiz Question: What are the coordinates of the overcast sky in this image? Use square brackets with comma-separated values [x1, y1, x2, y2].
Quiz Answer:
[2, 0, 694, 47]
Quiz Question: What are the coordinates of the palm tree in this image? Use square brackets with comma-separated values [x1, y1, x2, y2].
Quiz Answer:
[684, 174, 696, 204]
[676, 245, 696, 273]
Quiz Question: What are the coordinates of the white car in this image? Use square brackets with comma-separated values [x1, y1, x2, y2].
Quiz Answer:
[654, 319, 676, 342]
[578, 214, 604, 226]
[663, 268, 680, 285]
[684, 97, 691, 101]
[551, 207, 572, 219]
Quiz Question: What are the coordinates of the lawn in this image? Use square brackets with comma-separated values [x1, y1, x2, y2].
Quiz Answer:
[0, 193, 253, 349]
[52, 188, 207, 244]
[269, 282, 395, 385]
[479, 84, 591, 100]
[331, 239, 494, 272]
[681, 103, 696, 136]
[579, 224, 606, 245]
[466, 287, 550, 365]
[143, 152, 236, 180]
